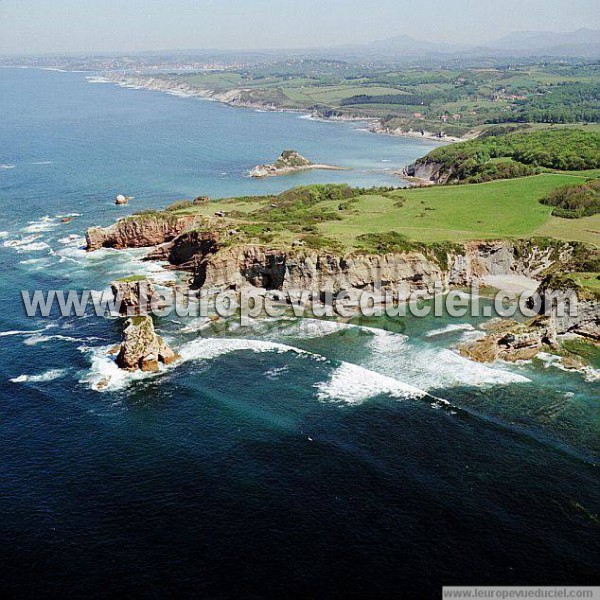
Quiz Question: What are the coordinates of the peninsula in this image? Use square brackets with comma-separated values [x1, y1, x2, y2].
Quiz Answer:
[86, 127, 600, 374]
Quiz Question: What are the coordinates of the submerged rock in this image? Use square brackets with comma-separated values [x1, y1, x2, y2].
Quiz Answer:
[116, 316, 179, 372]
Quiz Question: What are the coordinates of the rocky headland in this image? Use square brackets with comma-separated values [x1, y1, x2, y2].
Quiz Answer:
[86, 206, 599, 370]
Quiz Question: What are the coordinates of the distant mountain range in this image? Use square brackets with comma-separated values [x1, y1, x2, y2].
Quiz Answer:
[366, 34, 468, 54]
[487, 28, 600, 51]
[361, 28, 600, 58]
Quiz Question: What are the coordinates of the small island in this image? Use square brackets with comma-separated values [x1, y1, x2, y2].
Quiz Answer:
[249, 150, 343, 178]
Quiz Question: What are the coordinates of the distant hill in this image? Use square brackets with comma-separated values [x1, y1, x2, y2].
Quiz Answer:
[487, 28, 600, 51]
[356, 28, 600, 58]
[366, 34, 467, 55]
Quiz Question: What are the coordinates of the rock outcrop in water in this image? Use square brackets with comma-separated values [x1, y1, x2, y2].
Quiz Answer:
[250, 150, 342, 178]
[115, 194, 132, 205]
[460, 274, 599, 364]
[110, 277, 155, 316]
[116, 316, 179, 372]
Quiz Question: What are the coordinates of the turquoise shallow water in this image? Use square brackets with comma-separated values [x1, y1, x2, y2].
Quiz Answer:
[0, 67, 598, 598]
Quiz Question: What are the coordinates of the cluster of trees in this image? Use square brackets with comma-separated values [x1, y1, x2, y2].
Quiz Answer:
[540, 178, 600, 218]
[494, 83, 600, 124]
[340, 87, 471, 108]
[341, 93, 431, 106]
[251, 184, 360, 225]
[418, 129, 600, 182]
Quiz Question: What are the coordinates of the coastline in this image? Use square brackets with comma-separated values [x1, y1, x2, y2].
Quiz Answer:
[89, 73, 463, 144]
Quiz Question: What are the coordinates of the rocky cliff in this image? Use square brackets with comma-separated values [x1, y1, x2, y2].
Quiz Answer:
[198, 245, 447, 295]
[457, 240, 577, 281]
[86, 213, 206, 251]
[87, 217, 583, 297]
[401, 160, 453, 184]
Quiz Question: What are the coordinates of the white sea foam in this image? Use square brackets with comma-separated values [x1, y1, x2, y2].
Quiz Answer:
[0, 231, 8, 239]
[0, 328, 46, 337]
[277, 318, 405, 343]
[180, 317, 213, 333]
[264, 365, 290, 380]
[3, 234, 40, 247]
[10, 369, 68, 383]
[19, 257, 48, 265]
[23, 334, 83, 346]
[32, 161, 53, 165]
[536, 352, 600, 382]
[0, 164, 16, 170]
[315, 361, 426, 404]
[23, 215, 60, 233]
[79, 346, 158, 392]
[58, 234, 85, 245]
[178, 337, 316, 363]
[364, 344, 530, 391]
[13, 241, 50, 253]
[425, 323, 476, 338]
[536, 352, 562, 367]
[179, 336, 425, 404]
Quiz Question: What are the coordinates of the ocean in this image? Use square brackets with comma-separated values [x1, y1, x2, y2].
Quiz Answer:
[0, 67, 598, 598]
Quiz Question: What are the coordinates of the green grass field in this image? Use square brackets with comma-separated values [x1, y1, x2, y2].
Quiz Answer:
[174, 173, 598, 249]
[282, 85, 406, 105]
[570, 272, 600, 294]
[320, 174, 596, 246]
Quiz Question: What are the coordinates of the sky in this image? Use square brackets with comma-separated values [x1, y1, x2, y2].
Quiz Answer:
[0, 0, 598, 55]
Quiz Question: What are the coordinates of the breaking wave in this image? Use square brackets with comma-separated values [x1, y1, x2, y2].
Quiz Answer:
[315, 361, 426, 404]
[10, 369, 69, 383]
[425, 323, 476, 338]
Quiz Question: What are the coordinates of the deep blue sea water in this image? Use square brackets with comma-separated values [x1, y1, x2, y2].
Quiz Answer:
[0, 67, 598, 598]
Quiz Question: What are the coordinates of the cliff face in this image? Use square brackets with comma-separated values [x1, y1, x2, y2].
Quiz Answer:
[402, 160, 453, 184]
[457, 241, 574, 281]
[537, 276, 600, 340]
[86, 217, 581, 298]
[201, 245, 446, 295]
[86, 214, 205, 251]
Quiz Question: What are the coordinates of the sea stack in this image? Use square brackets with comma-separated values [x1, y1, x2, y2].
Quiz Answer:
[110, 277, 156, 316]
[116, 315, 179, 372]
